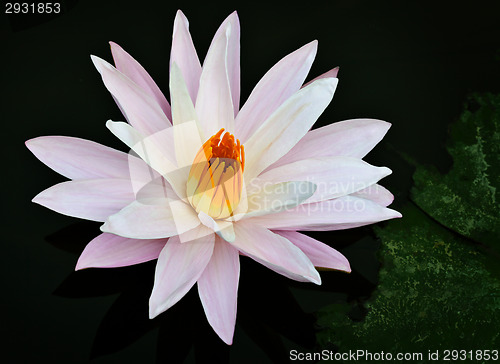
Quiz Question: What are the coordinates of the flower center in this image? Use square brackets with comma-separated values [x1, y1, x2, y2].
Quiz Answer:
[186, 128, 245, 219]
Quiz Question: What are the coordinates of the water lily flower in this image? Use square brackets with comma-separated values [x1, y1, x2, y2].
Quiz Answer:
[26, 10, 401, 345]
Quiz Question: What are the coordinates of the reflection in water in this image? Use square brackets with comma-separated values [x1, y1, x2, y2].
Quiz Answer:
[48, 222, 379, 363]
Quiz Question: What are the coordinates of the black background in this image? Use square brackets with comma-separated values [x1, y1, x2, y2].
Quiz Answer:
[3, 0, 500, 363]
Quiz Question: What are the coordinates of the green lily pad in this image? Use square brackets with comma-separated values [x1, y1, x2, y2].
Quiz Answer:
[411, 93, 500, 248]
[316, 204, 500, 357]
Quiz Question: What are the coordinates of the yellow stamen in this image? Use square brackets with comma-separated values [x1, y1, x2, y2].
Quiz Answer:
[187, 129, 244, 219]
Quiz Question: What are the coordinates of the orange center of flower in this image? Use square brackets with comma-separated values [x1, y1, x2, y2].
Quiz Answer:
[186, 129, 244, 219]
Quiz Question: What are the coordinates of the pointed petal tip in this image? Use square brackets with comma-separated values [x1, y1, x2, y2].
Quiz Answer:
[304, 39, 318, 53]
[31, 192, 44, 205]
[311, 271, 322, 285]
[99, 221, 110, 233]
[148, 305, 159, 320]
[90, 54, 102, 72]
[342, 259, 352, 273]
[90, 55, 113, 74]
[24, 138, 34, 149]
[381, 119, 392, 130]
[381, 166, 393, 177]
[387, 208, 403, 219]
[148, 296, 165, 319]
[220, 334, 234, 345]
[109, 41, 123, 56]
[73, 249, 96, 271]
[367, 118, 391, 132]
[222, 10, 239, 23]
[25, 137, 41, 153]
[173, 9, 189, 31]
[326, 255, 352, 274]
[303, 265, 322, 285]
[75, 260, 86, 271]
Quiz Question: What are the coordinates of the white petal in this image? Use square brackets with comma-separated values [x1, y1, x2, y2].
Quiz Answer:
[231, 222, 320, 284]
[208, 11, 240, 115]
[110, 41, 171, 119]
[91, 56, 171, 135]
[25, 136, 133, 180]
[247, 195, 402, 231]
[106, 120, 188, 201]
[33, 179, 135, 222]
[149, 228, 215, 318]
[198, 237, 240, 345]
[258, 156, 392, 203]
[351, 184, 394, 207]
[302, 67, 339, 88]
[101, 199, 200, 239]
[170, 10, 202, 103]
[235, 41, 317, 142]
[267, 118, 391, 171]
[274, 231, 350, 272]
[169, 63, 205, 168]
[243, 78, 338, 182]
[195, 20, 234, 136]
[76, 233, 166, 270]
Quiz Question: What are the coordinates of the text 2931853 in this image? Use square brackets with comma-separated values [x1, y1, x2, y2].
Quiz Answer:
[5, 3, 60, 14]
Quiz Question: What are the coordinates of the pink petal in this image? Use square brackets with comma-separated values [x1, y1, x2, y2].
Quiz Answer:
[25, 136, 134, 180]
[170, 10, 202, 103]
[169, 64, 205, 167]
[195, 18, 235, 136]
[244, 78, 337, 181]
[235, 41, 317, 142]
[208, 11, 240, 114]
[351, 184, 394, 207]
[105, 120, 176, 172]
[105, 121, 190, 201]
[76, 233, 167, 270]
[198, 237, 240, 345]
[248, 195, 402, 231]
[267, 119, 391, 170]
[149, 230, 215, 318]
[32, 179, 135, 222]
[110, 42, 171, 120]
[302, 67, 339, 88]
[232, 222, 320, 284]
[257, 156, 391, 203]
[274, 231, 350, 272]
[91, 56, 171, 136]
[101, 199, 200, 239]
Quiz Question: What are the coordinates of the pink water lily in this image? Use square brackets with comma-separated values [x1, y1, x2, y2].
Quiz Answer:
[26, 10, 401, 345]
